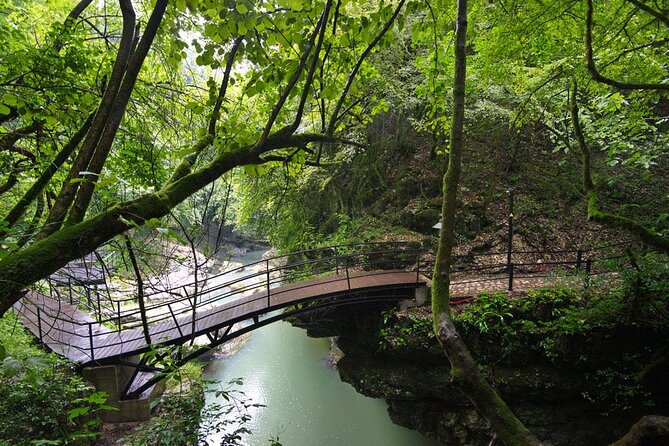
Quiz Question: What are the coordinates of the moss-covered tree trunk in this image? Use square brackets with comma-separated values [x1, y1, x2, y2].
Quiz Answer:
[0, 131, 344, 316]
[431, 1, 543, 445]
[569, 80, 669, 254]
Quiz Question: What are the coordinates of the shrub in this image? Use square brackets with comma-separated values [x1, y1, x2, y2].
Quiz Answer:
[0, 313, 103, 445]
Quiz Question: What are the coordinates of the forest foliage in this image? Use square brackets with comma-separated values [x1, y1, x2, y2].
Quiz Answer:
[0, 0, 667, 444]
[0, 0, 666, 303]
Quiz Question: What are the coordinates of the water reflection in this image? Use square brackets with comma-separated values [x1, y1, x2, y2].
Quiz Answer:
[203, 320, 440, 446]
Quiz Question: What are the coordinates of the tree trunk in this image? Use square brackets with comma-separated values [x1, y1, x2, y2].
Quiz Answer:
[67, 0, 169, 225]
[40, 0, 139, 238]
[0, 131, 334, 315]
[431, 1, 543, 445]
[124, 235, 150, 345]
[609, 415, 669, 446]
[569, 80, 669, 253]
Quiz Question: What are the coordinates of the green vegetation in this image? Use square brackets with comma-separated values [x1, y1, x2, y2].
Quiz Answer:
[453, 256, 669, 360]
[378, 256, 669, 417]
[0, 313, 105, 445]
[117, 362, 208, 446]
[123, 374, 272, 446]
[0, 0, 667, 443]
[379, 307, 435, 351]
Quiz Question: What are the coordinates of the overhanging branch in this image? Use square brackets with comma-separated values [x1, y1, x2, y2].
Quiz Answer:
[570, 80, 669, 253]
[624, 0, 669, 28]
[327, 0, 406, 135]
[586, 0, 669, 91]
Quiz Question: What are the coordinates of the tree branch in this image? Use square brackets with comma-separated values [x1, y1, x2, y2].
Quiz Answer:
[570, 79, 669, 253]
[16, 193, 45, 248]
[586, 0, 669, 91]
[0, 120, 42, 153]
[0, 106, 19, 125]
[0, 111, 95, 238]
[208, 35, 245, 136]
[0, 172, 18, 196]
[54, 0, 95, 51]
[0, 120, 350, 313]
[41, 0, 138, 237]
[327, 0, 406, 135]
[254, 5, 325, 148]
[259, 153, 338, 167]
[124, 234, 151, 345]
[285, 0, 333, 135]
[66, 0, 169, 226]
[624, 0, 669, 28]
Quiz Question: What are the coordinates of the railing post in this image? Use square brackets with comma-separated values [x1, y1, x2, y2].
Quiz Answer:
[168, 303, 184, 338]
[508, 262, 514, 291]
[117, 301, 121, 332]
[576, 249, 583, 270]
[334, 247, 339, 275]
[585, 258, 592, 288]
[345, 256, 351, 290]
[506, 188, 514, 277]
[96, 288, 101, 322]
[36, 306, 43, 341]
[266, 259, 271, 308]
[89, 323, 94, 362]
[68, 278, 73, 304]
[416, 256, 421, 283]
[86, 286, 92, 309]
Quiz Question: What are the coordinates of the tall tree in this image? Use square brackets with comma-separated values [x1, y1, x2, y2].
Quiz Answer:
[431, 0, 543, 444]
[0, 0, 406, 314]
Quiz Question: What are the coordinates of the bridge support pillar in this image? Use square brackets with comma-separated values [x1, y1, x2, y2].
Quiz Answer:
[399, 286, 431, 310]
[83, 358, 164, 422]
[414, 286, 430, 306]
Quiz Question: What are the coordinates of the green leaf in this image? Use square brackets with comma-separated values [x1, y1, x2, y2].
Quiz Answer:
[176, 146, 197, 158]
[94, 174, 119, 189]
[44, 115, 58, 127]
[81, 92, 96, 107]
[99, 404, 119, 412]
[1, 93, 17, 106]
[25, 356, 48, 370]
[87, 391, 108, 405]
[0, 103, 10, 115]
[236, 3, 248, 14]
[118, 215, 139, 228]
[243, 164, 267, 176]
[321, 86, 338, 100]
[2, 357, 21, 377]
[67, 406, 90, 420]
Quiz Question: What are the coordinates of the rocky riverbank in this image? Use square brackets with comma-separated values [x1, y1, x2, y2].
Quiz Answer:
[289, 292, 669, 446]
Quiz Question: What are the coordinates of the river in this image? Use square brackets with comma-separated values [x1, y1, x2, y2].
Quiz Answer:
[201, 250, 440, 446]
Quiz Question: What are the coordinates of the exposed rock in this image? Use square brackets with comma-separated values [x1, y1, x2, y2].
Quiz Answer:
[289, 303, 668, 446]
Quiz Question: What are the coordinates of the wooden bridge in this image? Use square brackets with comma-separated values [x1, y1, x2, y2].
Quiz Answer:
[13, 241, 625, 401]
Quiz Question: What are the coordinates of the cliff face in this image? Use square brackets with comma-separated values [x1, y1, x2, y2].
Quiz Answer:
[290, 301, 669, 446]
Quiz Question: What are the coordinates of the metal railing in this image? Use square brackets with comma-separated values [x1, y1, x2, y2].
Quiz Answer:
[18, 242, 425, 362]
[16, 240, 632, 363]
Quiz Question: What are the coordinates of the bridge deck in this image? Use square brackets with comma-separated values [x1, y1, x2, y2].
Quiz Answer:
[16, 270, 425, 364]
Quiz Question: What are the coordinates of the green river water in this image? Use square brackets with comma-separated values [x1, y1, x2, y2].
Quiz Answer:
[202, 251, 440, 446]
